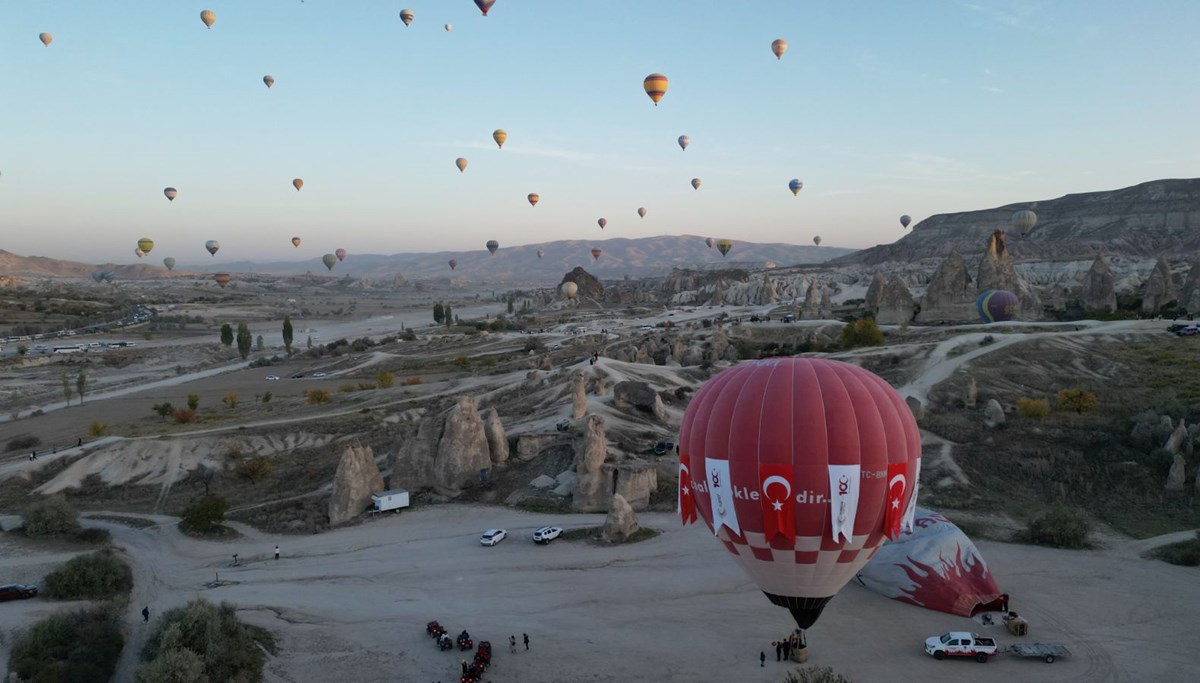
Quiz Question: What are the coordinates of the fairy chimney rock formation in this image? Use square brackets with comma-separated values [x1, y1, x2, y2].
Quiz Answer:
[977, 229, 1042, 318]
[601, 493, 641, 543]
[329, 445, 384, 526]
[572, 415, 611, 512]
[917, 250, 975, 323]
[1141, 256, 1177, 314]
[571, 370, 587, 419]
[1081, 254, 1118, 313]
[864, 274, 887, 310]
[432, 396, 492, 497]
[483, 407, 509, 467]
[1180, 259, 1200, 314]
[874, 275, 914, 325]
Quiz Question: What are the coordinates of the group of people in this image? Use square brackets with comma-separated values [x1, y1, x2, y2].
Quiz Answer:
[760, 630, 807, 666]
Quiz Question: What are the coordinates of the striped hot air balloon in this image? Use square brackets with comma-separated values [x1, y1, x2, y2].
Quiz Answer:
[643, 73, 669, 106]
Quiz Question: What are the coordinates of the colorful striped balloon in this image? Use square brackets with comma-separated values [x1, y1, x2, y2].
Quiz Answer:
[976, 290, 1020, 323]
[643, 73, 669, 106]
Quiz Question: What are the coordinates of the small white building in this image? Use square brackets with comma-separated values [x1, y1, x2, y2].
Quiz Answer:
[371, 488, 410, 513]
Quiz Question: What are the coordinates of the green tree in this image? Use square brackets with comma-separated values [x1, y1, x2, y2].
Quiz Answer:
[261, 391, 272, 404]
[235, 322, 251, 360]
[306, 335, 313, 349]
[1016, 397, 1050, 420]
[43, 549, 133, 600]
[8, 607, 124, 683]
[255, 335, 264, 352]
[180, 494, 228, 534]
[139, 600, 271, 683]
[433, 302, 444, 324]
[1055, 389, 1097, 414]
[187, 393, 200, 410]
[219, 323, 233, 347]
[840, 318, 885, 348]
[62, 372, 73, 405]
[282, 315, 294, 353]
[76, 371, 87, 405]
[507, 297, 514, 314]
[443, 304, 453, 328]
[24, 495, 79, 537]
[153, 402, 174, 420]
[17, 343, 28, 356]
[135, 646, 207, 683]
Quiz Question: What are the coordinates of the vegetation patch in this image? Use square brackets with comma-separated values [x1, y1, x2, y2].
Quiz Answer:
[43, 548, 134, 601]
[1148, 532, 1200, 567]
[138, 598, 276, 683]
[6, 606, 124, 683]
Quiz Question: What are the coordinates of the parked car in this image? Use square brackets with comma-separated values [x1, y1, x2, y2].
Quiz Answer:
[1167, 323, 1189, 333]
[480, 529, 507, 546]
[312, 372, 328, 378]
[1177, 326, 1199, 336]
[532, 526, 562, 544]
[924, 631, 997, 662]
[265, 375, 280, 381]
[0, 584, 38, 601]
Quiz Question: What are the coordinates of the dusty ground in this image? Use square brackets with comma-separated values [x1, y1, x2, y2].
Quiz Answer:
[1, 506, 1194, 683]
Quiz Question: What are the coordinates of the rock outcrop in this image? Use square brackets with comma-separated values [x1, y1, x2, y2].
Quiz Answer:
[483, 407, 509, 467]
[874, 275, 914, 325]
[905, 396, 925, 422]
[801, 280, 823, 320]
[601, 493, 640, 542]
[1165, 420, 1188, 455]
[1180, 259, 1200, 314]
[917, 251, 975, 323]
[1165, 454, 1186, 491]
[432, 396, 492, 496]
[571, 371, 587, 419]
[1080, 254, 1117, 312]
[976, 230, 1041, 318]
[328, 445, 384, 526]
[614, 460, 658, 510]
[572, 415, 611, 512]
[983, 399, 1005, 428]
[613, 381, 666, 421]
[561, 266, 604, 301]
[864, 274, 886, 310]
[963, 376, 978, 409]
[390, 416, 439, 490]
[516, 433, 560, 462]
[1141, 256, 1177, 314]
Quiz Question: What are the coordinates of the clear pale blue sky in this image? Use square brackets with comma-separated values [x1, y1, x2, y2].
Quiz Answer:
[2, 1, 1197, 265]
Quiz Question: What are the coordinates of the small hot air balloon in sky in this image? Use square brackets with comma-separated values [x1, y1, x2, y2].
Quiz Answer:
[335, 248, 347, 262]
[205, 240, 220, 256]
[537, 249, 545, 259]
[263, 75, 275, 88]
[475, 0, 496, 16]
[678, 135, 690, 151]
[561, 281, 578, 299]
[134, 248, 145, 258]
[292, 236, 302, 247]
[528, 193, 540, 207]
[789, 179, 803, 196]
[163, 187, 178, 201]
[597, 218, 607, 229]
[705, 237, 715, 249]
[1011, 209, 1038, 237]
[39, 32, 53, 47]
[813, 235, 822, 246]
[493, 129, 507, 148]
[591, 247, 602, 261]
[900, 214, 912, 229]
[486, 239, 499, 255]
[445, 23, 452, 31]
[214, 273, 231, 288]
[322, 254, 337, 270]
[771, 38, 788, 60]
[455, 157, 468, 173]
[137, 238, 155, 254]
[691, 178, 702, 190]
[200, 10, 216, 29]
[163, 257, 176, 271]
[643, 73, 669, 106]
[677, 357, 922, 630]
[448, 259, 458, 270]
[638, 207, 647, 219]
[292, 178, 304, 191]
[716, 239, 732, 257]
[400, 9, 414, 26]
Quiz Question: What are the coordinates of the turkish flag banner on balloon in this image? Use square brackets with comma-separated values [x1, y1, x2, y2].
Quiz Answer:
[901, 458, 921, 533]
[760, 463, 796, 543]
[884, 461, 909, 540]
[679, 451, 697, 525]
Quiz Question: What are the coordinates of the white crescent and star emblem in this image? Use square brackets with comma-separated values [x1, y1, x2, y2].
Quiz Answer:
[888, 473, 906, 510]
[762, 475, 792, 512]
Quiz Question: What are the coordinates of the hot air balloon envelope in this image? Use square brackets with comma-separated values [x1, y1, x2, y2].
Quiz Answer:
[39, 32, 53, 47]
[322, 254, 337, 270]
[691, 178, 702, 190]
[716, 239, 732, 257]
[205, 240, 220, 256]
[335, 248, 347, 262]
[493, 129, 507, 148]
[400, 9, 414, 25]
[475, 0, 496, 16]
[771, 38, 788, 59]
[705, 237, 715, 249]
[976, 290, 1020, 323]
[528, 193, 539, 207]
[134, 248, 145, 258]
[263, 75, 274, 88]
[448, 259, 458, 270]
[1011, 209, 1038, 236]
[813, 236, 822, 246]
[560, 281, 578, 299]
[597, 218, 607, 229]
[137, 238, 155, 254]
[591, 247, 602, 260]
[292, 237, 302, 248]
[164, 187, 178, 201]
[537, 249, 544, 259]
[678, 135, 690, 151]
[163, 257, 176, 271]
[445, 23, 452, 31]
[637, 207, 647, 219]
[200, 10, 216, 28]
[643, 73, 669, 105]
[678, 357, 922, 629]
[486, 240, 499, 255]
[292, 178, 304, 191]
[789, 179, 803, 196]
[214, 273, 231, 288]
[456, 157, 468, 172]
[856, 508, 1005, 617]
[900, 215, 912, 229]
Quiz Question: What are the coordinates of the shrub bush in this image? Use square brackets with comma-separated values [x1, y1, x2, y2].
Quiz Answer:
[180, 494, 228, 535]
[1150, 532, 1200, 567]
[785, 666, 853, 683]
[43, 548, 134, 600]
[88, 420, 109, 437]
[223, 392, 239, 409]
[235, 458, 275, 484]
[186, 393, 200, 410]
[338, 383, 357, 393]
[5, 434, 40, 452]
[139, 599, 274, 683]
[1056, 389, 1098, 414]
[306, 388, 331, 405]
[261, 391, 272, 404]
[840, 318, 884, 348]
[24, 495, 79, 537]
[8, 606, 124, 683]
[1025, 506, 1091, 549]
[375, 371, 395, 388]
[173, 407, 197, 424]
[404, 376, 423, 386]
[1015, 397, 1050, 420]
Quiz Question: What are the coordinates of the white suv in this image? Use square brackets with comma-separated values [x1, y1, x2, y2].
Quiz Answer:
[532, 526, 562, 544]
[480, 529, 507, 546]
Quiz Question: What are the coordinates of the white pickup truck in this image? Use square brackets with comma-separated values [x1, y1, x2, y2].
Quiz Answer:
[924, 632, 998, 663]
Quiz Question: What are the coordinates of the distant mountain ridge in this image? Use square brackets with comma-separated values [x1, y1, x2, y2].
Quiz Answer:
[0, 236, 852, 283]
[840, 178, 1200, 266]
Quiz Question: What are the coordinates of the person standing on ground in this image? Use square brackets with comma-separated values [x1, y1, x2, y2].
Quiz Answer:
[774, 640, 782, 661]
[461, 660, 468, 674]
[759, 651, 766, 667]
[274, 545, 280, 561]
[523, 633, 529, 650]
[142, 606, 149, 623]
[782, 639, 791, 661]
[509, 635, 517, 653]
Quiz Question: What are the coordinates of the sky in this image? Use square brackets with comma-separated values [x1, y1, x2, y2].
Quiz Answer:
[1, 1, 1198, 265]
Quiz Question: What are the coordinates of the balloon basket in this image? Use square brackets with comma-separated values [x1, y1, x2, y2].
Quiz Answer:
[789, 646, 809, 663]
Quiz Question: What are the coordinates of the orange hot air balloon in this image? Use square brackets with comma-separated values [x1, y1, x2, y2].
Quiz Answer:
[292, 178, 304, 191]
[214, 273, 231, 288]
[597, 218, 607, 230]
[455, 157, 468, 173]
[200, 10, 216, 29]
[643, 73, 669, 106]
[528, 193, 540, 207]
[591, 247, 602, 261]
[493, 129, 507, 148]
[771, 38, 788, 60]
[39, 32, 53, 47]
[638, 207, 647, 219]
[292, 236, 302, 247]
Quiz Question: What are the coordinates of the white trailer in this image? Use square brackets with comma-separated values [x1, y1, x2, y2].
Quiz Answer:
[371, 488, 410, 513]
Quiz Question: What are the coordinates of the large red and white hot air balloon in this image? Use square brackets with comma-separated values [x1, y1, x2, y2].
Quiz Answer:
[678, 357, 921, 629]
